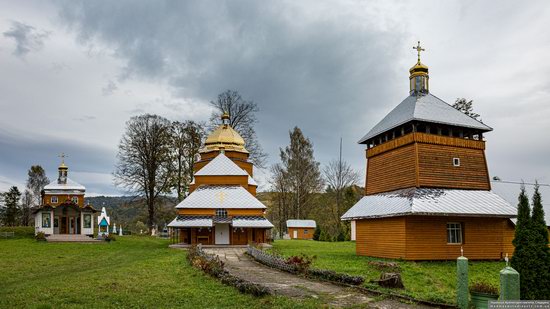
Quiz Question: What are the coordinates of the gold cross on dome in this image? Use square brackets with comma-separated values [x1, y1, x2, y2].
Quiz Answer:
[217, 191, 226, 204]
[58, 152, 68, 164]
[413, 41, 425, 62]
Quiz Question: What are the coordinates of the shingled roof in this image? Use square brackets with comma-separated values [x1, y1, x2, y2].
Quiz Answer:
[358, 93, 492, 144]
[195, 153, 248, 176]
[175, 185, 266, 209]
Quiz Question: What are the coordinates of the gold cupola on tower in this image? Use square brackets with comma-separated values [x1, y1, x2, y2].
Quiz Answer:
[201, 112, 248, 154]
[409, 41, 429, 95]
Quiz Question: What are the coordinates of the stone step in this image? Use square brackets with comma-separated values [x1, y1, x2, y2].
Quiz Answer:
[46, 234, 102, 242]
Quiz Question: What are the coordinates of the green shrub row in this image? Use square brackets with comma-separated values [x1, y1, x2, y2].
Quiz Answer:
[0, 226, 35, 238]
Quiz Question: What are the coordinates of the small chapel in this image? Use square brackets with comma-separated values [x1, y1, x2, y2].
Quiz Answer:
[33, 157, 97, 237]
[342, 43, 517, 260]
[168, 113, 273, 245]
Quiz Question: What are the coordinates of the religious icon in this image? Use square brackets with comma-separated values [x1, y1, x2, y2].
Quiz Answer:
[42, 213, 51, 228]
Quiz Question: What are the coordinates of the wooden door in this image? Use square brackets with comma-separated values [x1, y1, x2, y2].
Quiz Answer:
[61, 217, 68, 234]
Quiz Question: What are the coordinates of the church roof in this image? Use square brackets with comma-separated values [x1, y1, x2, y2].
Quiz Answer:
[286, 220, 316, 228]
[43, 178, 85, 191]
[195, 153, 248, 176]
[233, 216, 274, 228]
[175, 185, 266, 209]
[358, 93, 492, 143]
[201, 114, 248, 153]
[341, 188, 516, 220]
[168, 216, 213, 227]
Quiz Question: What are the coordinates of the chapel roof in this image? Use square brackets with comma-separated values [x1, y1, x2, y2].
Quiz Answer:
[358, 93, 492, 143]
[43, 177, 85, 191]
[341, 188, 516, 220]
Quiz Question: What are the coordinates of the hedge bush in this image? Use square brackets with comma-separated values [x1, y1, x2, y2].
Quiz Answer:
[187, 245, 270, 296]
[0, 226, 35, 238]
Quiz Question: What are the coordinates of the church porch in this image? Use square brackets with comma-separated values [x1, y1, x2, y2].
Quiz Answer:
[33, 203, 97, 236]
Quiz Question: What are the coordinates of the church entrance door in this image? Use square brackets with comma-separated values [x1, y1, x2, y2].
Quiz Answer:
[215, 224, 230, 245]
[61, 216, 68, 234]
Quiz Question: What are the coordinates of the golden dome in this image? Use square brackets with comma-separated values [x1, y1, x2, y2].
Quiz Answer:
[409, 61, 428, 76]
[201, 114, 248, 154]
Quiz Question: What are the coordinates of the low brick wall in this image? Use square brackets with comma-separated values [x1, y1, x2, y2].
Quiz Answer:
[247, 245, 298, 273]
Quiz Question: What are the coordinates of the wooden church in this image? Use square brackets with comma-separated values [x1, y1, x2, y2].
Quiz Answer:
[342, 43, 517, 260]
[168, 113, 273, 245]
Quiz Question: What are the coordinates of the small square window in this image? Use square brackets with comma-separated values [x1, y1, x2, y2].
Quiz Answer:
[447, 222, 463, 244]
[216, 209, 227, 217]
[303, 229, 308, 234]
[50, 196, 58, 204]
[453, 158, 460, 167]
[71, 196, 79, 204]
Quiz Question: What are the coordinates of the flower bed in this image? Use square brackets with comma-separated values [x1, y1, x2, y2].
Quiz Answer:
[246, 245, 364, 286]
[187, 245, 271, 296]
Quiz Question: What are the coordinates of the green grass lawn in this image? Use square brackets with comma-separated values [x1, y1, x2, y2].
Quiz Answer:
[0, 237, 320, 309]
[271, 240, 505, 304]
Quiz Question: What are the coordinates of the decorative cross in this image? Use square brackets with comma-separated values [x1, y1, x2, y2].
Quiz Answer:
[413, 41, 425, 62]
[58, 152, 68, 164]
[505, 253, 509, 267]
[217, 191, 226, 204]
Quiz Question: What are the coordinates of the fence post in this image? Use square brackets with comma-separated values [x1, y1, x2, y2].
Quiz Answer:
[500, 264, 520, 300]
[457, 252, 469, 309]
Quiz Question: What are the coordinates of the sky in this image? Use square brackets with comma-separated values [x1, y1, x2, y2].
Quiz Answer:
[1, 1, 550, 204]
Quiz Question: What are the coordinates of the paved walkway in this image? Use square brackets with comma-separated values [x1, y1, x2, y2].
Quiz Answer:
[204, 248, 432, 308]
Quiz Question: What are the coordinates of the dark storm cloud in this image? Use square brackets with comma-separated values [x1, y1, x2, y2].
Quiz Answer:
[57, 0, 408, 170]
[3, 20, 50, 57]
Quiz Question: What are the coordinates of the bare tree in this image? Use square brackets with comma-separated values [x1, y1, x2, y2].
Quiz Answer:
[26, 165, 49, 206]
[171, 120, 206, 202]
[21, 189, 33, 226]
[209, 90, 267, 168]
[269, 163, 291, 238]
[279, 127, 324, 219]
[453, 98, 480, 120]
[114, 114, 174, 233]
[323, 139, 360, 233]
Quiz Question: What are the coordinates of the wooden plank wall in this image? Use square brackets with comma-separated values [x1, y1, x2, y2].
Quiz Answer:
[366, 144, 417, 195]
[405, 216, 514, 260]
[288, 227, 314, 239]
[355, 217, 406, 259]
[417, 144, 490, 190]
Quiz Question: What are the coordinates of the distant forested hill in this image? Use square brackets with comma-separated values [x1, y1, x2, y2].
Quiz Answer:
[84, 196, 178, 233]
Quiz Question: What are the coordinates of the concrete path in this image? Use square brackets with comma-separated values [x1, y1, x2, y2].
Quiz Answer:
[204, 248, 431, 308]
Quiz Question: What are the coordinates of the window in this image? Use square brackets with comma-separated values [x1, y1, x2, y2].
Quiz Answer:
[50, 196, 58, 203]
[71, 196, 79, 204]
[453, 158, 460, 167]
[54, 217, 59, 228]
[83, 214, 92, 228]
[303, 229, 308, 234]
[42, 213, 51, 228]
[447, 223, 463, 244]
[216, 209, 227, 217]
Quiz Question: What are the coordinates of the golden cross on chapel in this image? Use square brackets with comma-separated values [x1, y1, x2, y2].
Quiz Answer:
[413, 41, 425, 62]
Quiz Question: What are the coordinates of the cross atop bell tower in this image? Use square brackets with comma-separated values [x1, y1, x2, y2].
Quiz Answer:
[57, 153, 69, 184]
[409, 41, 429, 95]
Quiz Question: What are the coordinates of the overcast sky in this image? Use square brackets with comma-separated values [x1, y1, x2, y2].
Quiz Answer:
[1, 1, 549, 208]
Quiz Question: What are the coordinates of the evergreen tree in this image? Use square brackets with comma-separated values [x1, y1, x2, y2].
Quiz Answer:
[511, 185, 536, 299]
[530, 183, 550, 299]
[3, 186, 22, 226]
[313, 225, 321, 241]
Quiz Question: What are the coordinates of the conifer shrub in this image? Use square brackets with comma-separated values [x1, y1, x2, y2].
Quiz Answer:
[35, 231, 47, 241]
[313, 226, 321, 241]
